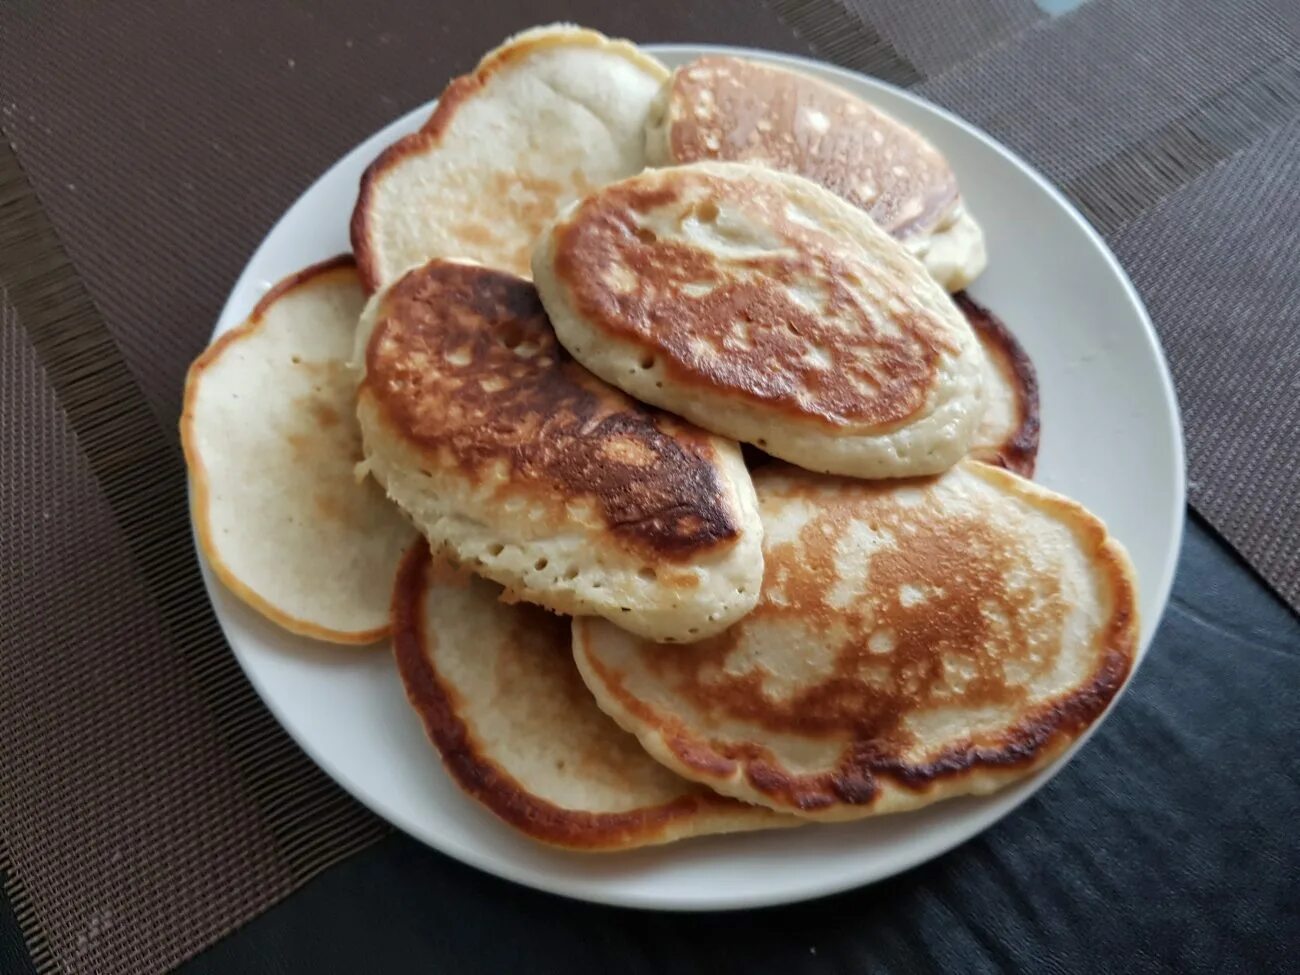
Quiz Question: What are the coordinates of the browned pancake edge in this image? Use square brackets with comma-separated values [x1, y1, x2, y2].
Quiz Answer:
[550, 167, 960, 432]
[957, 292, 1041, 478]
[390, 540, 763, 851]
[361, 259, 744, 564]
[576, 464, 1138, 817]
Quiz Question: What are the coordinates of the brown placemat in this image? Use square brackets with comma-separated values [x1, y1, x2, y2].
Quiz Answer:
[0, 3, 808, 973]
[1, 0, 1298, 971]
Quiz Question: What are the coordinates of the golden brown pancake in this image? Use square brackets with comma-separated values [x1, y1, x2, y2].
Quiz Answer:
[533, 162, 986, 479]
[391, 540, 790, 851]
[574, 461, 1139, 821]
[959, 293, 1040, 477]
[644, 56, 986, 290]
[355, 258, 764, 642]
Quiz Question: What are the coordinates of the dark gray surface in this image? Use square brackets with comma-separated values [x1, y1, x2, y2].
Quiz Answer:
[6, 515, 1293, 974]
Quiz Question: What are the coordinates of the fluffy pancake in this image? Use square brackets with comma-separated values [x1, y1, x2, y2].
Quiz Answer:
[392, 541, 788, 851]
[644, 56, 986, 290]
[960, 293, 1040, 477]
[533, 161, 987, 479]
[351, 24, 667, 289]
[574, 460, 1139, 821]
[181, 257, 416, 643]
[355, 258, 763, 643]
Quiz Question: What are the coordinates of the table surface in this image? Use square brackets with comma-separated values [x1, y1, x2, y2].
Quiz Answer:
[3, 515, 1296, 974]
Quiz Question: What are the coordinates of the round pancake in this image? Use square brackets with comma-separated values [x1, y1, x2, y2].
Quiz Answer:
[644, 56, 986, 290]
[181, 257, 416, 643]
[351, 24, 667, 289]
[355, 258, 763, 643]
[533, 161, 987, 479]
[960, 293, 1040, 477]
[574, 460, 1139, 821]
[392, 540, 790, 851]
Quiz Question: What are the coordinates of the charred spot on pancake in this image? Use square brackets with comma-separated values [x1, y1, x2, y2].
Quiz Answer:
[363, 260, 741, 560]
[551, 168, 954, 430]
[664, 57, 960, 239]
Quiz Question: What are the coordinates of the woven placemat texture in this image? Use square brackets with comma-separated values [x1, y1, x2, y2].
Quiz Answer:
[0, 139, 387, 975]
[0, 2, 805, 972]
[1, 0, 1298, 971]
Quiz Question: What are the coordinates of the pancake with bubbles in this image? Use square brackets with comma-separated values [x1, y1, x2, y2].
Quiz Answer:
[574, 460, 1139, 821]
[644, 55, 986, 290]
[534, 161, 987, 479]
[354, 257, 763, 643]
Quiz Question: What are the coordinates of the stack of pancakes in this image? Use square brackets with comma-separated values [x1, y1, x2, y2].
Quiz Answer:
[182, 25, 1137, 851]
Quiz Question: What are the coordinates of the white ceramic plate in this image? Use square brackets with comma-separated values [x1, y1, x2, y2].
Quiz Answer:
[201, 44, 1185, 911]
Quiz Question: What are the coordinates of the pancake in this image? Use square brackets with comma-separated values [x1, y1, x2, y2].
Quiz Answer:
[960, 293, 1040, 477]
[644, 56, 986, 290]
[574, 460, 1139, 821]
[533, 161, 987, 479]
[392, 540, 790, 850]
[181, 257, 416, 643]
[355, 258, 763, 643]
[351, 24, 667, 289]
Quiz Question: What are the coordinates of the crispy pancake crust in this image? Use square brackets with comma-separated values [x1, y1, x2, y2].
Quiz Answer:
[182, 255, 415, 644]
[647, 55, 958, 239]
[535, 162, 986, 478]
[574, 461, 1139, 820]
[391, 541, 788, 851]
[364, 260, 741, 560]
[959, 293, 1040, 477]
[351, 25, 667, 290]
[357, 259, 763, 641]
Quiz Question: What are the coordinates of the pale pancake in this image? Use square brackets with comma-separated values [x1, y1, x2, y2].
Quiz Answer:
[960, 293, 1040, 477]
[181, 257, 416, 643]
[574, 461, 1139, 821]
[351, 24, 667, 289]
[644, 56, 986, 290]
[355, 258, 763, 643]
[392, 541, 789, 850]
[533, 161, 987, 479]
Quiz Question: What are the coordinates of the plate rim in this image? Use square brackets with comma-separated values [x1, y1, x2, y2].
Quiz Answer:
[203, 42, 1187, 911]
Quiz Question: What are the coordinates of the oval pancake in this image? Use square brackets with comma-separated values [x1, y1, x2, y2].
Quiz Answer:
[573, 460, 1139, 821]
[355, 258, 763, 643]
[392, 541, 790, 851]
[960, 293, 1040, 477]
[533, 161, 987, 479]
[351, 24, 667, 289]
[181, 257, 416, 643]
[644, 56, 986, 291]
